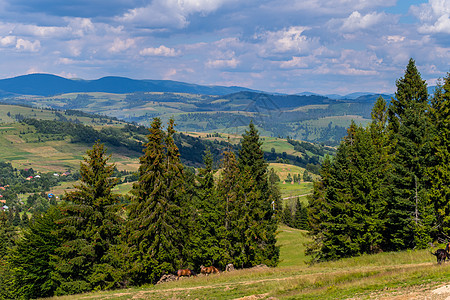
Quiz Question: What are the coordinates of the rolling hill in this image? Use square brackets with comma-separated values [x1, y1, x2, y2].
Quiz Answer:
[0, 73, 260, 96]
[0, 73, 394, 146]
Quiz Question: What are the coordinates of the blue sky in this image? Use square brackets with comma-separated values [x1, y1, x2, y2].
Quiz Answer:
[0, 0, 448, 94]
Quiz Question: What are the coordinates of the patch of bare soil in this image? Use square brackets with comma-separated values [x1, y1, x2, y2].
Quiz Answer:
[355, 283, 450, 300]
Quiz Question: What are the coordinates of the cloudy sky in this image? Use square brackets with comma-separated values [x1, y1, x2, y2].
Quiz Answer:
[0, 0, 448, 95]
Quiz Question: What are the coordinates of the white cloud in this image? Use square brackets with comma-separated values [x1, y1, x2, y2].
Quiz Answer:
[0, 35, 16, 46]
[385, 35, 405, 43]
[16, 38, 40, 52]
[411, 0, 450, 34]
[57, 57, 75, 65]
[65, 40, 82, 57]
[340, 11, 387, 31]
[140, 45, 180, 57]
[265, 0, 396, 15]
[25, 67, 43, 74]
[67, 18, 95, 37]
[279, 56, 309, 69]
[13, 24, 70, 38]
[256, 26, 319, 57]
[109, 38, 136, 53]
[206, 57, 239, 68]
[119, 0, 235, 29]
[419, 14, 450, 34]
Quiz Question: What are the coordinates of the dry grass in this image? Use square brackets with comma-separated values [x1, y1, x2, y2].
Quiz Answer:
[43, 226, 450, 300]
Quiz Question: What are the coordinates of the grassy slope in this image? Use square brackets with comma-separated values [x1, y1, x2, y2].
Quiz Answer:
[48, 226, 450, 300]
[0, 105, 138, 172]
[0, 123, 139, 173]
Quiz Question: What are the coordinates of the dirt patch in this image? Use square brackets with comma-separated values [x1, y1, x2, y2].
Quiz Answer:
[22, 145, 60, 155]
[355, 283, 450, 300]
[234, 293, 270, 300]
[4, 134, 24, 143]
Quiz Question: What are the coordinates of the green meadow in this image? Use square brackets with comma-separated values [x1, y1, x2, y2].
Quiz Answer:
[46, 225, 450, 300]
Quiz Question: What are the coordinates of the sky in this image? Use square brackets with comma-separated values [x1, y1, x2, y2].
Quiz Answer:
[0, 0, 448, 95]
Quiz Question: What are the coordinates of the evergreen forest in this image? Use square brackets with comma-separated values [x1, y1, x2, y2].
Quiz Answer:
[0, 119, 280, 298]
[307, 59, 450, 262]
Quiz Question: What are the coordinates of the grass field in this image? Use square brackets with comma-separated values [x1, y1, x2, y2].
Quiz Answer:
[0, 121, 140, 173]
[46, 225, 450, 300]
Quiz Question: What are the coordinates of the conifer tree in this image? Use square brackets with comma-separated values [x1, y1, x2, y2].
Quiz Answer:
[165, 118, 185, 208]
[188, 149, 222, 268]
[307, 123, 385, 260]
[238, 121, 268, 192]
[237, 121, 279, 266]
[10, 207, 62, 299]
[221, 122, 280, 266]
[427, 73, 450, 239]
[386, 58, 432, 250]
[306, 157, 333, 262]
[216, 149, 241, 267]
[52, 142, 122, 295]
[281, 204, 293, 227]
[126, 118, 183, 285]
[293, 198, 309, 230]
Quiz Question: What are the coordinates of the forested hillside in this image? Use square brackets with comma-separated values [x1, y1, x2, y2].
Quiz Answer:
[0, 87, 380, 146]
[0, 120, 281, 298]
[307, 59, 450, 262]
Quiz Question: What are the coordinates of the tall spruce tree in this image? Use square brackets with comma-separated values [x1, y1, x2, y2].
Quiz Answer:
[307, 123, 385, 260]
[237, 121, 279, 266]
[126, 118, 183, 285]
[216, 149, 241, 267]
[306, 157, 334, 262]
[188, 149, 223, 268]
[238, 121, 269, 192]
[10, 207, 62, 299]
[427, 73, 450, 239]
[52, 142, 122, 295]
[386, 58, 432, 250]
[293, 198, 309, 230]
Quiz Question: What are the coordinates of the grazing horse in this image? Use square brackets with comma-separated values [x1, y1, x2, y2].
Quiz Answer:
[177, 268, 196, 280]
[431, 249, 450, 265]
[200, 265, 220, 275]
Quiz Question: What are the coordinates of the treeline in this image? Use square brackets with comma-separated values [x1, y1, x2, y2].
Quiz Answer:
[307, 59, 450, 262]
[21, 118, 235, 166]
[0, 120, 280, 298]
[21, 117, 323, 170]
[281, 198, 309, 230]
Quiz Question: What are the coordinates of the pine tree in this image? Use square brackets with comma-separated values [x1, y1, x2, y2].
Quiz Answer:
[306, 157, 333, 262]
[306, 123, 386, 260]
[427, 73, 450, 239]
[237, 121, 279, 267]
[216, 149, 241, 267]
[293, 198, 309, 230]
[281, 204, 293, 227]
[188, 149, 223, 269]
[126, 118, 184, 285]
[9, 207, 62, 299]
[238, 121, 269, 192]
[52, 142, 122, 295]
[386, 58, 431, 250]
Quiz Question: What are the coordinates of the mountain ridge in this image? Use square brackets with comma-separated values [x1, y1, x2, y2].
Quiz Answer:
[0, 73, 411, 100]
[0, 73, 261, 96]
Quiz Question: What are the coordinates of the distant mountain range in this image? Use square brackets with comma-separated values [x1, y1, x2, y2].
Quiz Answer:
[0, 73, 409, 100]
[0, 73, 437, 115]
[0, 73, 260, 97]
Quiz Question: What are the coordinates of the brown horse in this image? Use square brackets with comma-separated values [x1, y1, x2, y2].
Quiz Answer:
[200, 265, 220, 275]
[177, 268, 196, 280]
